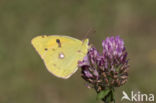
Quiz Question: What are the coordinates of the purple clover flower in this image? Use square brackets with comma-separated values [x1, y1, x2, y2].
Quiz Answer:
[78, 36, 129, 103]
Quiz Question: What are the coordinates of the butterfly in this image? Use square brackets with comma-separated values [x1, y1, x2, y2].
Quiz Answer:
[31, 35, 89, 79]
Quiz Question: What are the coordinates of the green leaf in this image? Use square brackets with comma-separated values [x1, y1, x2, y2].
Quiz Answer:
[105, 94, 111, 103]
[96, 89, 110, 100]
[105, 90, 115, 103]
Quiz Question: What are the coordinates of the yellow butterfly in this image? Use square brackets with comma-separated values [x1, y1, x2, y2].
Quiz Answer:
[31, 35, 89, 79]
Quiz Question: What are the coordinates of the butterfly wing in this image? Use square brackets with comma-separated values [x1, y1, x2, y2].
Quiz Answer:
[31, 35, 89, 79]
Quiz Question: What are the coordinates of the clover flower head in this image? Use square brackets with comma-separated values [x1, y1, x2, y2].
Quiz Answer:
[78, 36, 129, 102]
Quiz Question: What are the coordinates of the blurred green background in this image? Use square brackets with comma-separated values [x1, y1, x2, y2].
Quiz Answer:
[0, 0, 156, 103]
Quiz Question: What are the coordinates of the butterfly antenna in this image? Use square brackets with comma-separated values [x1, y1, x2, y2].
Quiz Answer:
[84, 27, 96, 39]
[82, 28, 96, 46]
